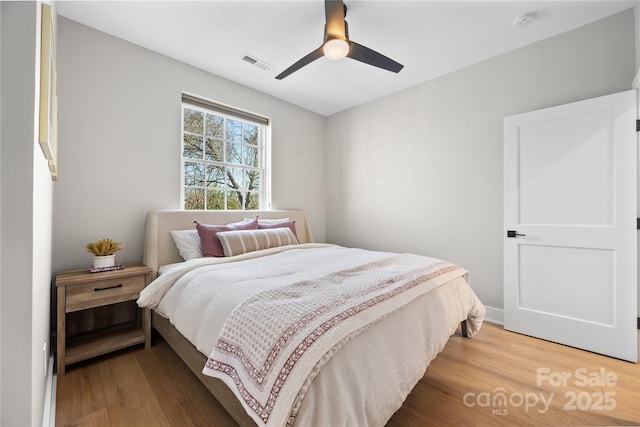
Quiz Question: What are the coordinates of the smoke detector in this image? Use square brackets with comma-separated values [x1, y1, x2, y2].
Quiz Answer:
[514, 12, 536, 28]
[241, 53, 273, 71]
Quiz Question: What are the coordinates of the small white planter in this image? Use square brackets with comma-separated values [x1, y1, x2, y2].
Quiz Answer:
[93, 255, 115, 268]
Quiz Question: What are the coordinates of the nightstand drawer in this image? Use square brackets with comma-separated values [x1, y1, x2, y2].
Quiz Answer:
[65, 275, 146, 312]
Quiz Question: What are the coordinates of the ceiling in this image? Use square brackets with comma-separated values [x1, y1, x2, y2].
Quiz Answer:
[56, 1, 635, 116]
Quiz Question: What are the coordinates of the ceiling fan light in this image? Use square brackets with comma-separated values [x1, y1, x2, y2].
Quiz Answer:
[323, 39, 349, 60]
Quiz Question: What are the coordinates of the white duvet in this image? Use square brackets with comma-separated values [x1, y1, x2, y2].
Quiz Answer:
[138, 244, 485, 426]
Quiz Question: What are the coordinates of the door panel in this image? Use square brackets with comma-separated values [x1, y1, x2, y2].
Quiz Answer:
[518, 109, 614, 226]
[519, 245, 614, 326]
[504, 89, 637, 362]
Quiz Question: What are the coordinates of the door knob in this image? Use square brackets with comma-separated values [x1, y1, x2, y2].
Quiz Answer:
[507, 230, 526, 238]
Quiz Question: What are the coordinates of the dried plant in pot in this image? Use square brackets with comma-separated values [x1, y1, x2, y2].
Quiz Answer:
[86, 238, 122, 268]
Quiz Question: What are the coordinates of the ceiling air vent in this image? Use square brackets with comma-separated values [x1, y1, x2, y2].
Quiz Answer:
[241, 53, 272, 71]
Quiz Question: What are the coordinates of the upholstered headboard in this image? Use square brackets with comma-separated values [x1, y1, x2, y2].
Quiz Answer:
[143, 210, 314, 277]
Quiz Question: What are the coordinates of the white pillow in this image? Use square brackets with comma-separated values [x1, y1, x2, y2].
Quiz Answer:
[216, 228, 298, 257]
[170, 229, 202, 260]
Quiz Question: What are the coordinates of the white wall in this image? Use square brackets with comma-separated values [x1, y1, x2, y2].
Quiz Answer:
[1, 1, 54, 425]
[325, 9, 635, 321]
[53, 18, 326, 273]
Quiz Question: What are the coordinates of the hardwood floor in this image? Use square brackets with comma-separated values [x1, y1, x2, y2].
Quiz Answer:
[56, 323, 640, 426]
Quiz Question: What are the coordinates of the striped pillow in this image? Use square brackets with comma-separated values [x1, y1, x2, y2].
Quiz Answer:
[216, 228, 299, 257]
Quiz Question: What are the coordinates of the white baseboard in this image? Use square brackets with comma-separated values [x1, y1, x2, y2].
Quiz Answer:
[42, 355, 56, 427]
[483, 305, 504, 325]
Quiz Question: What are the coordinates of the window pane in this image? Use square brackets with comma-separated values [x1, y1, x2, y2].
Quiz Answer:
[227, 191, 244, 209]
[245, 169, 260, 191]
[226, 142, 242, 165]
[246, 192, 259, 210]
[226, 167, 244, 191]
[206, 114, 223, 138]
[184, 188, 204, 210]
[243, 123, 258, 145]
[206, 188, 225, 210]
[205, 138, 223, 162]
[206, 165, 225, 188]
[184, 162, 205, 186]
[225, 119, 242, 142]
[183, 134, 203, 159]
[244, 144, 258, 167]
[184, 108, 203, 133]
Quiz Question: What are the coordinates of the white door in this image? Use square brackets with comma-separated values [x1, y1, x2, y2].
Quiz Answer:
[504, 90, 637, 362]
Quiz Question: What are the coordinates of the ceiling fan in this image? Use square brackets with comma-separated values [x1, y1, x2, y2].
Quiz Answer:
[275, 0, 404, 80]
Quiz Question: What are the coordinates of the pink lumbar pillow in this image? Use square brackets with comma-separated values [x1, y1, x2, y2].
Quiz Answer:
[195, 217, 258, 257]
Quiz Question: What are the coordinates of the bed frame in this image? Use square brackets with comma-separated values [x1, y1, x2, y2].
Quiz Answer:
[143, 210, 314, 427]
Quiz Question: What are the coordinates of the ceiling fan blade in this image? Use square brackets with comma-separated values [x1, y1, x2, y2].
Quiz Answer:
[275, 46, 325, 80]
[325, 0, 346, 39]
[347, 41, 404, 73]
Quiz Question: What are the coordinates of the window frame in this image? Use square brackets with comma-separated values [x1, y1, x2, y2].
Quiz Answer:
[180, 94, 271, 211]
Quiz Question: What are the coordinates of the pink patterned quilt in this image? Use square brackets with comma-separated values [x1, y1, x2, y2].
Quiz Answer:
[202, 253, 468, 427]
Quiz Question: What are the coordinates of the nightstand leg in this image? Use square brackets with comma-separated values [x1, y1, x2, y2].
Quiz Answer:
[57, 286, 66, 376]
[143, 307, 151, 349]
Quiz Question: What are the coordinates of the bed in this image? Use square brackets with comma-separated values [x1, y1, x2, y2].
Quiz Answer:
[138, 209, 485, 427]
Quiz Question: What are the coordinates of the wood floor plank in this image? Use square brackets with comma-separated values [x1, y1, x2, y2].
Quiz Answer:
[387, 324, 640, 426]
[135, 336, 237, 427]
[95, 351, 171, 427]
[56, 324, 640, 426]
[57, 408, 111, 427]
[56, 359, 109, 426]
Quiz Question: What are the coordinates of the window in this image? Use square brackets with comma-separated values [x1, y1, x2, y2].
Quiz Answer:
[181, 94, 269, 210]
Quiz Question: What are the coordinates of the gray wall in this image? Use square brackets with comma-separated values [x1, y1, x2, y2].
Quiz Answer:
[1, 2, 54, 425]
[325, 9, 636, 322]
[54, 18, 326, 273]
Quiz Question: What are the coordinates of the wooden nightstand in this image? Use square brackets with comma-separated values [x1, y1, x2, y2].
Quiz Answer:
[56, 264, 152, 376]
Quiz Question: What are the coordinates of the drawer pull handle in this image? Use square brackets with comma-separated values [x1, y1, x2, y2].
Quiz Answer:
[94, 284, 123, 292]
